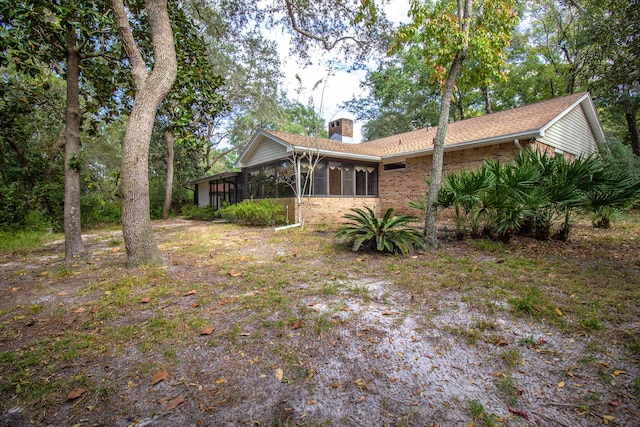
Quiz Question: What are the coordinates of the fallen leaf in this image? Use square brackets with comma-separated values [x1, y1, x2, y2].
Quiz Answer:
[200, 326, 215, 335]
[609, 401, 620, 407]
[340, 306, 352, 312]
[613, 370, 626, 377]
[275, 368, 284, 382]
[191, 303, 199, 308]
[357, 395, 365, 402]
[140, 297, 150, 303]
[555, 307, 563, 316]
[291, 320, 303, 330]
[11, 287, 19, 292]
[381, 310, 396, 316]
[557, 381, 565, 388]
[183, 290, 196, 296]
[215, 378, 226, 385]
[68, 388, 85, 400]
[112, 247, 120, 253]
[229, 269, 242, 277]
[356, 258, 364, 262]
[508, 405, 529, 420]
[307, 400, 315, 405]
[73, 307, 86, 314]
[166, 395, 185, 410]
[308, 301, 317, 306]
[495, 340, 508, 346]
[151, 371, 168, 385]
[603, 415, 615, 421]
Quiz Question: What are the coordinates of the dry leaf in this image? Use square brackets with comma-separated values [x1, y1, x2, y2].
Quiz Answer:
[215, 378, 226, 385]
[200, 326, 215, 335]
[357, 395, 365, 402]
[603, 415, 615, 421]
[166, 395, 185, 410]
[613, 370, 626, 376]
[308, 301, 317, 307]
[112, 247, 120, 253]
[356, 258, 364, 262]
[275, 368, 284, 382]
[557, 381, 565, 388]
[291, 320, 303, 330]
[229, 269, 242, 277]
[381, 310, 395, 316]
[140, 297, 150, 303]
[183, 290, 196, 296]
[307, 400, 315, 405]
[68, 388, 85, 400]
[151, 371, 168, 385]
[340, 306, 352, 312]
[555, 307, 563, 316]
[73, 307, 86, 314]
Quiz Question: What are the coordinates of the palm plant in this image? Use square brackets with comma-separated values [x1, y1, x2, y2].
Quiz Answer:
[335, 207, 425, 255]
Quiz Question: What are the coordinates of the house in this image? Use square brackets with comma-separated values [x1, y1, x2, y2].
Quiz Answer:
[193, 92, 606, 225]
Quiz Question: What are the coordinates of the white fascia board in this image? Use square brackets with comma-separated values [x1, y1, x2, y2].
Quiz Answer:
[291, 146, 381, 162]
[381, 131, 541, 162]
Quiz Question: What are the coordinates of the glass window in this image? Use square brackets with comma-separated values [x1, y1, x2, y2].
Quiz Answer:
[276, 160, 295, 198]
[367, 166, 377, 196]
[312, 161, 327, 195]
[342, 164, 354, 195]
[329, 162, 342, 195]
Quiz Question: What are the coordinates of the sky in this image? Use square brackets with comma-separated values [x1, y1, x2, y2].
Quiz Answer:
[271, 1, 411, 143]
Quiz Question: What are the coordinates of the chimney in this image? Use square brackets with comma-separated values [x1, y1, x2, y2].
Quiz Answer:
[328, 118, 354, 143]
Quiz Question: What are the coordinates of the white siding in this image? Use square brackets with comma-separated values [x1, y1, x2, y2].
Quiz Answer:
[197, 182, 210, 207]
[243, 137, 289, 167]
[539, 105, 597, 157]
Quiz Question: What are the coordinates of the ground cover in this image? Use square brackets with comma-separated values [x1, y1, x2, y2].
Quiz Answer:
[0, 214, 639, 426]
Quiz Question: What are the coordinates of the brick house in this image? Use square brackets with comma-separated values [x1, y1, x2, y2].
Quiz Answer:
[192, 92, 605, 225]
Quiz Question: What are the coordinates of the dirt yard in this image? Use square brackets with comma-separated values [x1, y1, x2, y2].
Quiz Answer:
[1, 216, 639, 426]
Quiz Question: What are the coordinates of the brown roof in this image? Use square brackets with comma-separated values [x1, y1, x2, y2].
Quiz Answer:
[263, 92, 590, 159]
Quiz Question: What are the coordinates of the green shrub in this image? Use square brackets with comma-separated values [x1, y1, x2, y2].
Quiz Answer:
[335, 207, 425, 255]
[181, 204, 217, 221]
[218, 200, 285, 226]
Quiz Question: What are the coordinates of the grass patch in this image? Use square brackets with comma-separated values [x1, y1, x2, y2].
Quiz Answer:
[0, 230, 61, 254]
[467, 399, 497, 427]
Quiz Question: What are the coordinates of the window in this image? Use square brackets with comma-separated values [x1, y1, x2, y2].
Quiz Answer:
[384, 162, 406, 171]
[329, 162, 342, 195]
[245, 160, 377, 198]
[312, 162, 327, 195]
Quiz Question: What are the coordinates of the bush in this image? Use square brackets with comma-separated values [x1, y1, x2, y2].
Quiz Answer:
[181, 204, 217, 221]
[335, 207, 425, 255]
[218, 200, 285, 226]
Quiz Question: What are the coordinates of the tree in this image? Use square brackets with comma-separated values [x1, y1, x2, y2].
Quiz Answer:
[394, 0, 518, 247]
[111, 0, 177, 267]
[156, 5, 225, 220]
[1, 0, 118, 260]
[581, 0, 640, 155]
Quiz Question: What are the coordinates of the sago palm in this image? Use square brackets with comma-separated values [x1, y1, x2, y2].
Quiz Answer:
[335, 207, 425, 255]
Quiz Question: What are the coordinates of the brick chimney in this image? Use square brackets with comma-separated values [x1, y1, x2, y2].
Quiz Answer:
[328, 118, 354, 143]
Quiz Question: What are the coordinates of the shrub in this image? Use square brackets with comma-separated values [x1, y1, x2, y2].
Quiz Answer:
[181, 204, 217, 221]
[218, 200, 285, 226]
[335, 207, 425, 255]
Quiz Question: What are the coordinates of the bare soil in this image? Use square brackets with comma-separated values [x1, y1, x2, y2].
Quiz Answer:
[0, 217, 639, 426]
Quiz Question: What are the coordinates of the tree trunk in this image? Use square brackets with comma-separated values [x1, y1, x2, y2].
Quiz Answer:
[424, 0, 472, 247]
[482, 86, 493, 114]
[112, 0, 177, 267]
[162, 128, 174, 220]
[64, 23, 87, 260]
[625, 108, 640, 156]
[424, 51, 468, 247]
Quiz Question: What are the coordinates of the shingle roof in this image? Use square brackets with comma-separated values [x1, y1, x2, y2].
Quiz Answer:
[261, 92, 591, 160]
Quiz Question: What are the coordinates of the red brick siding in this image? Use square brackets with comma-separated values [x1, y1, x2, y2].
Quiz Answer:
[379, 143, 520, 216]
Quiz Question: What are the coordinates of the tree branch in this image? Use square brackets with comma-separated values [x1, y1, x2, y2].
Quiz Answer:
[110, 0, 148, 90]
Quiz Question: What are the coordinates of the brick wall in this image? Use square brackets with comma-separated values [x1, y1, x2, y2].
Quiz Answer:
[379, 143, 520, 216]
[294, 197, 380, 226]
